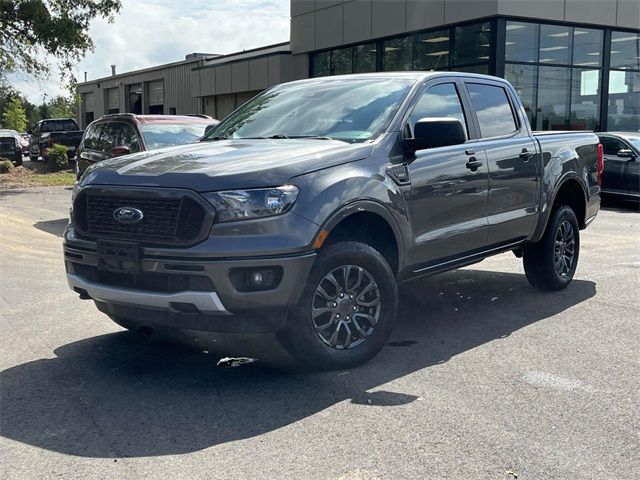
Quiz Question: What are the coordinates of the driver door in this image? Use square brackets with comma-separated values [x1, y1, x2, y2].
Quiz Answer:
[405, 81, 489, 268]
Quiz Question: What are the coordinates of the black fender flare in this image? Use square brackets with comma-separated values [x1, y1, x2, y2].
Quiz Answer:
[532, 173, 588, 242]
[314, 199, 407, 273]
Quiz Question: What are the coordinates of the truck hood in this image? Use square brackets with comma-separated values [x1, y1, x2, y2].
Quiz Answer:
[81, 139, 373, 191]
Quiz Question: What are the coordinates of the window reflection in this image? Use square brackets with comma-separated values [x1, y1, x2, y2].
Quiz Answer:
[538, 66, 571, 130]
[608, 71, 640, 131]
[570, 69, 601, 130]
[610, 32, 640, 70]
[452, 22, 491, 66]
[353, 44, 377, 73]
[415, 30, 450, 71]
[505, 21, 538, 63]
[539, 24, 571, 65]
[505, 63, 537, 125]
[573, 28, 604, 67]
[383, 36, 413, 71]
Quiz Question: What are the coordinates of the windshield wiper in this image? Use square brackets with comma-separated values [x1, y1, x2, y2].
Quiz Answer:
[201, 135, 229, 141]
[240, 134, 335, 141]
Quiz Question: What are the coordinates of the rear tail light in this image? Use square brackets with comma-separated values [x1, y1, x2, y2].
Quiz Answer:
[597, 143, 604, 187]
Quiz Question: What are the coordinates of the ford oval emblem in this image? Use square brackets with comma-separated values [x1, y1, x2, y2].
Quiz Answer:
[113, 207, 144, 224]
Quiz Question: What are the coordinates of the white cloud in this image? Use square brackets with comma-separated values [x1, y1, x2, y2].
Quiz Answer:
[7, 0, 290, 103]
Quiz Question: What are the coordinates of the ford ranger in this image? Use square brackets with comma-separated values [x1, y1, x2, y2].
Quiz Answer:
[64, 73, 601, 369]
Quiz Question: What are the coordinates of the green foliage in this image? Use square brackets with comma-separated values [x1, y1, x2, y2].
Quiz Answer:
[47, 96, 76, 118]
[0, 158, 15, 173]
[44, 143, 69, 171]
[0, 0, 122, 89]
[2, 96, 27, 131]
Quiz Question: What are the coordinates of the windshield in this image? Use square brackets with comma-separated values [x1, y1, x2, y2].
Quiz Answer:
[207, 78, 414, 143]
[139, 123, 208, 149]
[628, 138, 640, 151]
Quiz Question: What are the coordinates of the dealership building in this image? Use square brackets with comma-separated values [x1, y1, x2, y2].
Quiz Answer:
[77, 0, 640, 132]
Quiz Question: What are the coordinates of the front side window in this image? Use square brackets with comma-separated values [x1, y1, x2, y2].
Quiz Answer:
[599, 137, 627, 156]
[208, 78, 413, 144]
[467, 83, 518, 138]
[408, 83, 468, 138]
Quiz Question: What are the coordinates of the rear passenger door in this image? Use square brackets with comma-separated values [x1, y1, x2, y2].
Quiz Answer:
[464, 81, 539, 246]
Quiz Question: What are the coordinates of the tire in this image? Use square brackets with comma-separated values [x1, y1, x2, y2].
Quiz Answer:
[277, 241, 398, 370]
[29, 155, 38, 162]
[523, 205, 580, 291]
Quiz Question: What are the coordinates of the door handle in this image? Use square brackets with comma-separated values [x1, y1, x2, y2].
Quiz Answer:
[465, 149, 476, 156]
[465, 159, 483, 171]
[519, 148, 534, 160]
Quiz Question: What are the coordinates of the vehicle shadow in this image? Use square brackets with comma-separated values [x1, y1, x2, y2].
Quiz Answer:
[34, 218, 68, 237]
[0, 268, 597, 458]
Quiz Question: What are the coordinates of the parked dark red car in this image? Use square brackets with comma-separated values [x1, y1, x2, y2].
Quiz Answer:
[75, 114, 219, 178]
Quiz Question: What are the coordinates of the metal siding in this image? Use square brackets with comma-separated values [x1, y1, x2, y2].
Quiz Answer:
[85, 92, 95, 112]
[107, 88, 120, 110]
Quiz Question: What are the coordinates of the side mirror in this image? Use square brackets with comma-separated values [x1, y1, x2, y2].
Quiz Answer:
[110, 146, 130, 157]
[406, 118, 466, 152]
[617, 149, 636, 159]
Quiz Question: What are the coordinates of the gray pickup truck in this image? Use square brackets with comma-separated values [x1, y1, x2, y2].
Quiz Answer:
[64, 72, 601, 369]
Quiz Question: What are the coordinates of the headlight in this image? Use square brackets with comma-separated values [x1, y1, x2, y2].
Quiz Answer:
[204, 185, 299, 222]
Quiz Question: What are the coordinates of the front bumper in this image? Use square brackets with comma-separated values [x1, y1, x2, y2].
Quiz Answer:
[64, 232, 316, 333]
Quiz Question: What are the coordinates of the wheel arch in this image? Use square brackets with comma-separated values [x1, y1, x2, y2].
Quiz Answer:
[313, 200, 405, 276]
[533, 175, 588, 242]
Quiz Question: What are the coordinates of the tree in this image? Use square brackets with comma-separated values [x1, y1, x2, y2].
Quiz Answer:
[0, 0, 122, 88]
[47, 96, 77, 118]
[2, 97, 27, 131]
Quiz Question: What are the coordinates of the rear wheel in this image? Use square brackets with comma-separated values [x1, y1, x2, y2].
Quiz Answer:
[523, 205, 580, 291]
[29, 154, 38, 162]
[277, 241, 397, 370]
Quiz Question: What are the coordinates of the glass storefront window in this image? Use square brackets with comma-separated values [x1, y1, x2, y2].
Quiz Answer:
[331, 47, 353, 75]
[313, 51, 330, 77]
[610, 31, 640, 70]
[383, 36, 413, 71]
[607, 71, 640, 131]
[450, 64, 489, 74]
[540, 24, 571, 65]
[505, 63, 537, 125]
[538, 66, 571, 130]
[573, 28, 604, 67]
[570, 69, 601, 130]
[415, 29, 450, 71]
[452, 22, 491, 66]
[353, 44, 377, 73]
[505, 21, 538, 63]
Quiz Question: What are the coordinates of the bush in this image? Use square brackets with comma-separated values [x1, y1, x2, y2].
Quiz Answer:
[44, 144, 70, 171]
[0, 158, 15, 174]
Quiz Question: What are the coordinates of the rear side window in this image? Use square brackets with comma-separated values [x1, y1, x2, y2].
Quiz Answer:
[83, 124, 102, 150]
[467, 83, 518, 138]
[409, 83, 468, 139]
[54, 120, 78, 131]
[97, 123, 122, 153]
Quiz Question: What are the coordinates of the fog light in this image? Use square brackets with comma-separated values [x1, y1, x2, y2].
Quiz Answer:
[249, 272, 263, 286]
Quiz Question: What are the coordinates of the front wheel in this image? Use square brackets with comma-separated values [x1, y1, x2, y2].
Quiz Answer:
[523, 205, 580, 291]
[277, 241, 398, 370]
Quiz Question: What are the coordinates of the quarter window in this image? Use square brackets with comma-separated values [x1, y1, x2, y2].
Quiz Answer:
[409, 83, 468, 138]
[467, 83, 518, 138]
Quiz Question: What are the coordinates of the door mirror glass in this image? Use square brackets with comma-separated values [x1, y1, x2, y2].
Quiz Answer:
[616, 149, 635, 159]
[110, 146, 130, 157]
[408, 118, 466, 151]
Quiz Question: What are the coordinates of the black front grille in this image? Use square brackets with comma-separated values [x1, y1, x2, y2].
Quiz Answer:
[75, 190, 209, 244]
[0, 138, 17, 154]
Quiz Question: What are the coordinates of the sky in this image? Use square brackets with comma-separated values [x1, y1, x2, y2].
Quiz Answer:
[8, 0, 290, 103]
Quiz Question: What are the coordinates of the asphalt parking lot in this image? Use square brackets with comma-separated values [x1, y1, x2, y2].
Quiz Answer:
[0, 186, 638, 480]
